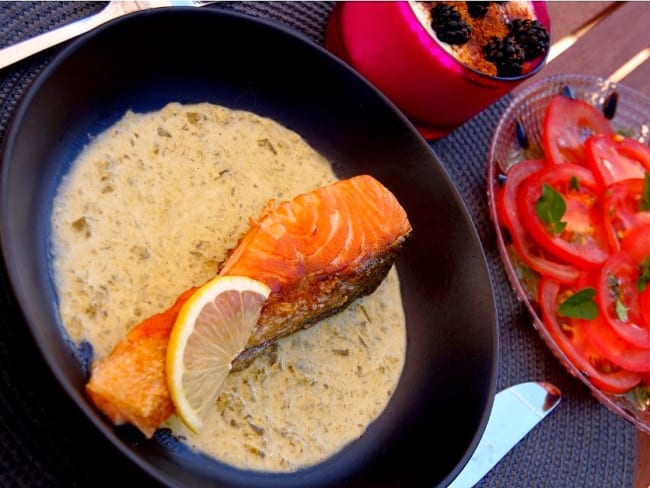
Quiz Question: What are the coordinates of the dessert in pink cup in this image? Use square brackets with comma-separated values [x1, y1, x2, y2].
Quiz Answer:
[326, 1, 551, 139]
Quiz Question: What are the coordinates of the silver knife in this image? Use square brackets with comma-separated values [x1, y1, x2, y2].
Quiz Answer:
[447, 381, 562, 488]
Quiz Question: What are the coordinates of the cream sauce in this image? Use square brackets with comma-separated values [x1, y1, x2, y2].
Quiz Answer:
[50, 102, 407, 472]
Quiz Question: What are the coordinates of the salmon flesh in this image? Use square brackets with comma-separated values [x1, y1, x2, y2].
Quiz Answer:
[86, 174, 412, 437]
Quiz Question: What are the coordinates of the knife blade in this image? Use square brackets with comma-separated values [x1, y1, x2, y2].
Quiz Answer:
[446, 381, 561, 488]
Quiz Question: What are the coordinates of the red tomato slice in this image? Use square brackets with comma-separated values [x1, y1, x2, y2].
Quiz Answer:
[641, 287, 650, 337]
[602, 179, 650, 252]
[543, 95, 614, 166]
[498, 160, 580, 283]
[518, 163, 610, 269]
[586, 134, 650, 190]
[621, 222, 650, 330]
[578, 271, 650, 372]
[539, 277, 641, 393]
[583, 311, 650, 372]
[597, 251, 650, 347]
[621, 221, 650, 263]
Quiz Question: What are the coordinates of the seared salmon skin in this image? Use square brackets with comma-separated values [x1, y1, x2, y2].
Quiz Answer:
[86, 174, 412, 437]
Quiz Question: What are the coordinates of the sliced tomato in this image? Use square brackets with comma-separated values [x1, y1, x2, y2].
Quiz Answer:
[578, 270, 650, 372]
[621, 222, 650, 328]
[641, 287, 650, 337]
[498, 159, 580, 283]
[518, 163, 610, 269]
[586, 134, 650, 190]
[539, 276, 641, 393]
[597, 251, 650, 347]
[602, 179, 650, 252]
[621, 221, 650, 263]
[583, 310, 650, 372]
[542, 95, 614, 166]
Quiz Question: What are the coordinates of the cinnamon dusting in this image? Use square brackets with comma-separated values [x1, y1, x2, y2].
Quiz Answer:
[410, 1, 540, 77]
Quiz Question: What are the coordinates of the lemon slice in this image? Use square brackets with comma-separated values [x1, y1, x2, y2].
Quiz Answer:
[166, 275, 271, 432]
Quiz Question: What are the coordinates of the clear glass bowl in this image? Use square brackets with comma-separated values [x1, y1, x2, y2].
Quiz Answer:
[487, 73, 650, 434]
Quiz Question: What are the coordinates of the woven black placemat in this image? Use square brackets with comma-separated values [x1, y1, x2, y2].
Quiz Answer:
[0, 2, 637, 487]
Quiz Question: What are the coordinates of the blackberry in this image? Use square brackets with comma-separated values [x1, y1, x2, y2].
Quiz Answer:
[483, 36, 525, 77]
[466, 1, 490, 19]
[509, 19, 550, 60]
[430, 3, 472, 45]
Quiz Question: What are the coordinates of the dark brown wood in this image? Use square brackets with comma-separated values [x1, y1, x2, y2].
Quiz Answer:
[546, 1, 616, 41]
[620, 57, 650, 97]
[536, 2, 650, 91]
[514, 2, 650, 97]
[636, 431, 650, 488]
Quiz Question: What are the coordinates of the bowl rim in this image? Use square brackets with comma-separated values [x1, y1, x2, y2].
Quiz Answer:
[0, 6, 499, 487]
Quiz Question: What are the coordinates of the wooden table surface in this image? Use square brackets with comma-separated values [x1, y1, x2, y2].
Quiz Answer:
[517, 2, 650, 487]
[516, 1, 650, 97]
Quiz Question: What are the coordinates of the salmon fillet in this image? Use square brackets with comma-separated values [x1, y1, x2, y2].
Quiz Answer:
[86, 288, 196, 437]
[86, 174, 412, 437]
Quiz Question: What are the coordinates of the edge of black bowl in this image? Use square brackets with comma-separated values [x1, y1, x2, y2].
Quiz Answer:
[0, 6, 498, 488]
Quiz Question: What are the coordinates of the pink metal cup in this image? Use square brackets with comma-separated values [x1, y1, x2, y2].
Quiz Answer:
[325, 1, 551, 139]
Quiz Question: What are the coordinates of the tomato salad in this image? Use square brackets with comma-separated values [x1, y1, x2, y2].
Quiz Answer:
[497, 93, 650, 400]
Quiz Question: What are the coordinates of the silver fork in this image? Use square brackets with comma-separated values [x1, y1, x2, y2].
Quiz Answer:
[0, 0, 210, 70]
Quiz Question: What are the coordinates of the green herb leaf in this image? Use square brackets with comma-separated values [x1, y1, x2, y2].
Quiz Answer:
[640, 172, 650, 212]
[616, 128, 636, 138]
[535, 183, 567, 234]
[615, 298, 629, 322]
[558, 287, 598, 320]
[638, 256, 650, 293]
[569, 176, 580, 191]
[632, 384, 650, 409]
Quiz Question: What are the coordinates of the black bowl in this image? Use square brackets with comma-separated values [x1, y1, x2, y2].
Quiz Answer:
[0, 8, 497, 487]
